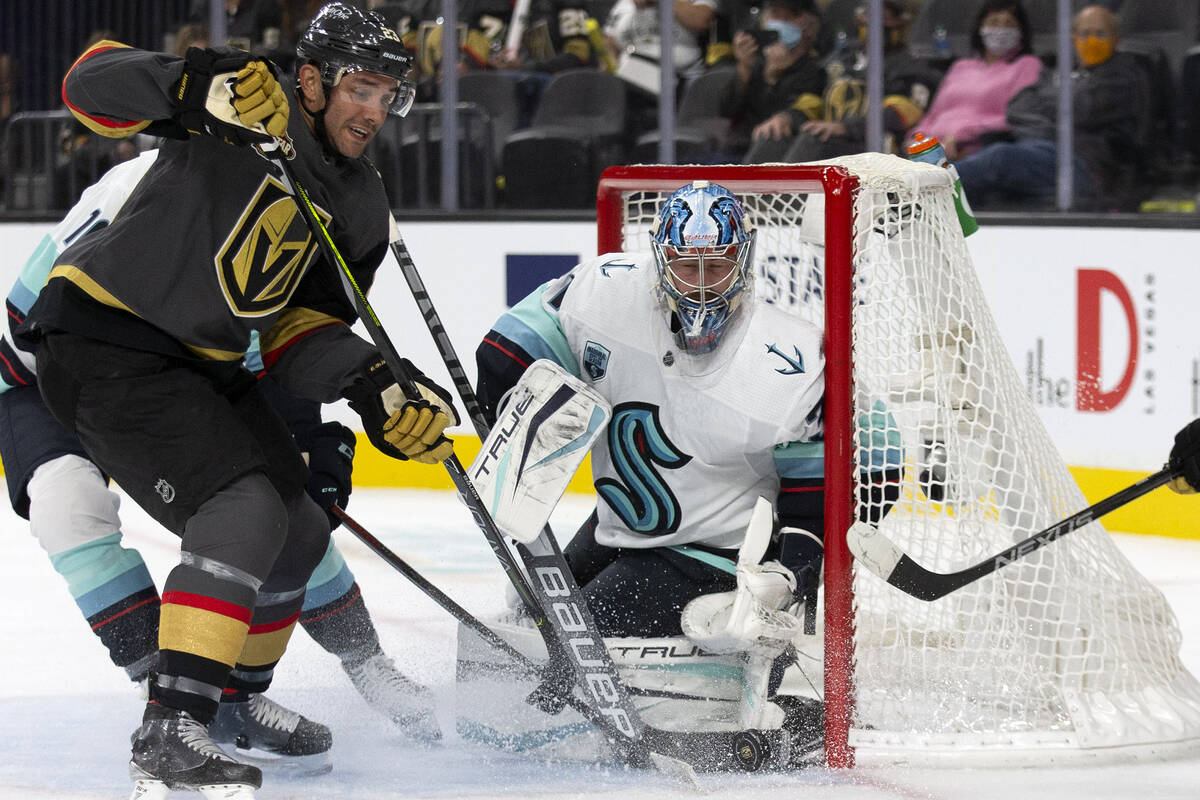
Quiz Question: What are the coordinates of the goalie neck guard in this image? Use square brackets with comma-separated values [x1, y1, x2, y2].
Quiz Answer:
[650, 181, 756, 355]
[297, 1, 416, 117]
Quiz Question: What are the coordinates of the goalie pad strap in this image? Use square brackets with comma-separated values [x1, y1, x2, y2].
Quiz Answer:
[667, 545, 736, 576]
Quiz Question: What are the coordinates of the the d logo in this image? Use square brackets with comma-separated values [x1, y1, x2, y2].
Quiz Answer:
[1076, 268, 1138, 411]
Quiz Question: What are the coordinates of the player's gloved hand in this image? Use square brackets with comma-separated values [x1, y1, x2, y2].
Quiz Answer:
[230, 60, 289, 136]
[344, 355, 459, 464]
[172, 47, 289, 146]
[297, 422, 357, 529]
[1168, 418, 1200, 494]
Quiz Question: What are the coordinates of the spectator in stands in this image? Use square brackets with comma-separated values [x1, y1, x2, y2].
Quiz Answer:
[718, 0, 825, 163]
[910, 0, 1041, 160]
[952, 4, 1150, 210]
[603, 0, 717, 81]
[778, 0, 942, 162]
[488, 1, 601, 75]
[602, 0, 720, 141]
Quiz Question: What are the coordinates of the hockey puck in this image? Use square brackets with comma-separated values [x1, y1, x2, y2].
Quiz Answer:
[732, 729, 770, 771]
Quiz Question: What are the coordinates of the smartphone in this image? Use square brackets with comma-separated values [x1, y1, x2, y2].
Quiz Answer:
[745, 28, 781, 47]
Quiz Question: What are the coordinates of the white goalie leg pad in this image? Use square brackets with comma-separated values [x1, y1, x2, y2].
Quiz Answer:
[27, 454, 121, 556]
[468, 359, 611, 544]
[680, 497, 803, 655]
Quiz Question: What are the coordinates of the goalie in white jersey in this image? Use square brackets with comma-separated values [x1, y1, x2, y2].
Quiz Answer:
[476, 181, 860, 640]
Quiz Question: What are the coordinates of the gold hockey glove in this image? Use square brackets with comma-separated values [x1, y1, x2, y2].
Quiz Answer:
[345, 356, 458, 464]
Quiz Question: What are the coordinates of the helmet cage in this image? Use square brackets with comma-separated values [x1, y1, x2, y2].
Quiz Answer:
[651, 233, 756, 354]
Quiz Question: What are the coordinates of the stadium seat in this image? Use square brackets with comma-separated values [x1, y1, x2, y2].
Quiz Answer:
[630, 67, 736, 164]
[458, 71, 523, 164]
[368, 104, 494, 209]
[501, 69, 628, 208]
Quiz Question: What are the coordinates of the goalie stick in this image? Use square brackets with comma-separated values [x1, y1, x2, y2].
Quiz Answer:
[380, 221, 662, 726]
[267, 148, 665, 771]
[847, 465, 1180, 602]
[332, 506, 815, 773]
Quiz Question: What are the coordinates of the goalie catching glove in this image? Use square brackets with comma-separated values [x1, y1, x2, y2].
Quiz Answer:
[172, 47, 289, 146]
[344, 355, 459, 464]
[681, 497, 805, 655]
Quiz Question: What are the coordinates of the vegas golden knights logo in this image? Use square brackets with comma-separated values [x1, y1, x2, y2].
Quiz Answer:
[215, 176, 330, 317]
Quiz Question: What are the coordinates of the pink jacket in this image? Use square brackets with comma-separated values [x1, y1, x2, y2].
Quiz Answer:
[916, 54, 1042, 155]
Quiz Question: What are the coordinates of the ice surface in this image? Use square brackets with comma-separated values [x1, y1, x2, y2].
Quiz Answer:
[1, 488, 1197, 799]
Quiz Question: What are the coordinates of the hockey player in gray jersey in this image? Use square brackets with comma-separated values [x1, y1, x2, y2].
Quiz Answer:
[17, 4, 457, 798]
[0, 149, 440, 781]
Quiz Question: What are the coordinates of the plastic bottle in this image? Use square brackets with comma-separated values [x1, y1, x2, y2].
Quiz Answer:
[907, 132, 979, 236]
[907, 131, 947, 167]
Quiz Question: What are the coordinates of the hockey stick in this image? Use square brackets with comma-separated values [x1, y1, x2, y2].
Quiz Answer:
[268, 150, 660, 771]
[384, 216, 601, 548]
[847, 465, 1180, 602]
[381, 224, 649, 690]
[332, 505, 810, 773]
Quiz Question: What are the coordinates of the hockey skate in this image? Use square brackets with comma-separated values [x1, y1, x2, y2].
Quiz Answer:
[208, 693, 332, 776]
[345, 653, 441, 740]
[129, 702, 261, 800]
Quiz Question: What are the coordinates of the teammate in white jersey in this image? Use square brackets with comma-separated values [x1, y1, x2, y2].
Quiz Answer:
[477, 182, 896, 639]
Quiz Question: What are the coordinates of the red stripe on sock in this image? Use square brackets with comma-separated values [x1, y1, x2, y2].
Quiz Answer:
[298, 585, 362, 625]
[91, 595, 159, 631]
[161, 591, 253, 624]
[248, 610, 301, 635]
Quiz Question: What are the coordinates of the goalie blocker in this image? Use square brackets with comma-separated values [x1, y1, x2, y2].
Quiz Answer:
[468, 360, 611, 545]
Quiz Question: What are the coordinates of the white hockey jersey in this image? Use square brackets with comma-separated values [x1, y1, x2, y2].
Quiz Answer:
[481, 252, 825, 551]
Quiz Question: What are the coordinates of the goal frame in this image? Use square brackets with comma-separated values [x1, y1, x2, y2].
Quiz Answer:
[597, 164, 862, 768]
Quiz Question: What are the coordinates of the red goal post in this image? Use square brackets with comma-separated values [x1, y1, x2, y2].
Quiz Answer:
[598, 162, 862, 767]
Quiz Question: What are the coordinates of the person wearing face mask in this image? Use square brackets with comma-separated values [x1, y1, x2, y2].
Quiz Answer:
[718, 0, 827, 163]
[908, 0, 1042, 160]
[773, 0, 943, 163]
[952, 4, 1151, 210]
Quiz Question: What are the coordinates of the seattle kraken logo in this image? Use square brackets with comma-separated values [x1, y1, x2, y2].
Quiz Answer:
[767, 343, 805, 375]
[595, 403, 692, 535]
[599, 259, 637, 277]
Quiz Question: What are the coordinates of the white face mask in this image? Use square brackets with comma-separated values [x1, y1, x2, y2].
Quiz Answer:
[980, 26, 1021, 57]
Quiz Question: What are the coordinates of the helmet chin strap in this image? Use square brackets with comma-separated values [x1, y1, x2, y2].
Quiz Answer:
[296, 84, 343, 161]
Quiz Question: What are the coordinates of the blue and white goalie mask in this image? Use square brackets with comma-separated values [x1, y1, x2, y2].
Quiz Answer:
[650, 182, 756, 354]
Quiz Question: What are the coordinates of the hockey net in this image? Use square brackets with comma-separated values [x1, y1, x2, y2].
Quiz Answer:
[596, 154, 1200, 767]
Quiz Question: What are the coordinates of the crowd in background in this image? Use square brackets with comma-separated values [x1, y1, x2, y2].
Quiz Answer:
[1, 0, 1198, 214]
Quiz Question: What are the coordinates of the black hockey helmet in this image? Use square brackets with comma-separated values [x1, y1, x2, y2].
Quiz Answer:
[297, 2, 415, 116]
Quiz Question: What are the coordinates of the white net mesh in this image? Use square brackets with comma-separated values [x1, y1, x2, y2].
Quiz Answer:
[602, 154, 1200, 763]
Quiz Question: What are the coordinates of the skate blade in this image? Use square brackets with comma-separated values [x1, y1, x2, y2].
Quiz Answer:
[130, 778, 257, 799]
[233, 746, 332, 777]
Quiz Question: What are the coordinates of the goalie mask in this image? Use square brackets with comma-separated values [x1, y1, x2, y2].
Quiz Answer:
[651, 182, 756, 354]
[297, 1, 416, 117]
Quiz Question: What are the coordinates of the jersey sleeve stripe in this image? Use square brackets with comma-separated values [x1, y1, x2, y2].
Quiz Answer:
[61, 41, 154, 138]
[0, 340, 34, 389]
[774, 439, 824, 480]
[492, 286, 578, 376]
[481, 335, 530, 369]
